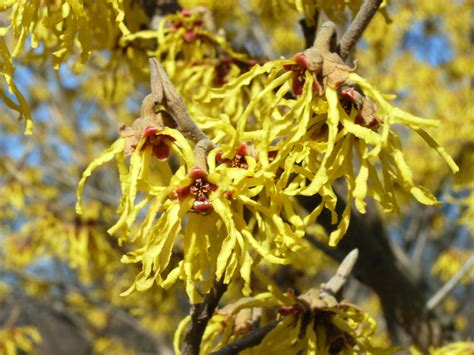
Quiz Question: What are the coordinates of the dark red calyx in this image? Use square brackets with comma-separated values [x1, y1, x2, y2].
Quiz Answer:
[192, 198, 213, 215]
[193, 19, 203, 27]
[189, 166, 207, 179]
[215, 58, 232, 85]
[224, 191, 234, 200]
[143, 124, 160, 137]
[268, 150, 278, 161]
[236, 143, 248, 156]
[174, 185, 191, 200]
[292, 75, 305, 96]
[183, 30, 196, 42]
[216, 143, 250, 169]
[277, 305, 295, 316]
[220, 56, 232, 65]
[339, 88, 357, 103]
[152, 143, 170, 160]
[145, 134, 174, 160]
[293, 52, 308, 68]
[277, 303, 304, 316]
[172, 22, 183, 30]
[216, 151, 227, 164]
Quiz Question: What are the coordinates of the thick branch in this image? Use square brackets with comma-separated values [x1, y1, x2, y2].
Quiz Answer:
[337, 0, 383, 60]
[182, 279, 228, 355]
[137, 0, 181, 19]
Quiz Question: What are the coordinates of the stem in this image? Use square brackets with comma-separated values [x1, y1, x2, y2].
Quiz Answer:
[194, 139, 214, 172]
[148, 58, 212, 144]
[337, 0, 383, 60]
[427, 254, 474, 310]
[148, 58, 216, 171]
[313, 21, 338, 53]
[182, 279, 228, 355]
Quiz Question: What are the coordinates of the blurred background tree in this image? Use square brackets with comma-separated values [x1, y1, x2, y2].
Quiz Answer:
[0, 0, 472, 354]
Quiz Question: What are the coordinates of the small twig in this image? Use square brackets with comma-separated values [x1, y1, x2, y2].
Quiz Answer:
[182, 279, 228, 355]
[427, 254, 474, 310]
[411, 228, 429, 267]
[210, 320, 280, 355]
[320, 249, 359, 298]
[337, 0, 383, 60]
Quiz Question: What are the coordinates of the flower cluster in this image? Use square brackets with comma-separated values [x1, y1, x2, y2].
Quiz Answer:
[189, 284, 392, 354]
[77, 116, 304, 301]
[199, 23, 459, 245]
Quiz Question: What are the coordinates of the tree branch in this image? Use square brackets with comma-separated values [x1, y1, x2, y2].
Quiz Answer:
[427, 254, 474, 310]
[337, 0, 383, 60]
[182, 279, 228, 355]
[137, 0, 181, 19]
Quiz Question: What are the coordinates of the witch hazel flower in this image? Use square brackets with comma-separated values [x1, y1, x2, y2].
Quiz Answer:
[172, 166, 218, 215]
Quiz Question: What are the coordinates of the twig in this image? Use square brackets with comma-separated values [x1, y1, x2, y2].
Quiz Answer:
[147, 58, 215, 171]
[320, 249, 358, 298]
[210, 320, 280, 355]
[427, 254, 474, 310]
[182, 279, 228, 355]
[148, 58, 209, 143]
[337, 0, 383, 60]
[313, 21, 338, 53]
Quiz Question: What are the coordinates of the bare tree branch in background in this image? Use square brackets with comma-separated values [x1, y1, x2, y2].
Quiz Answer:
[427, 254, 474, 311]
